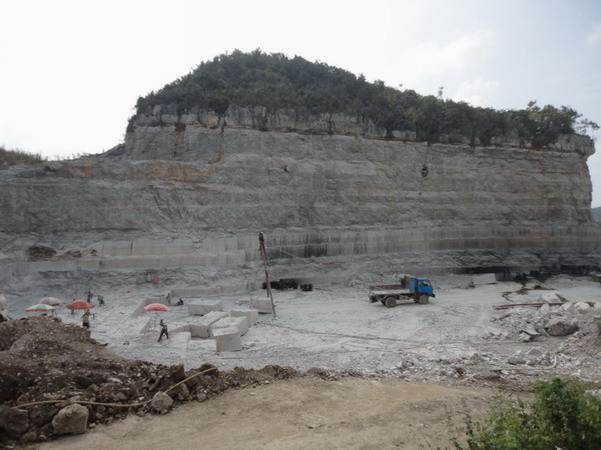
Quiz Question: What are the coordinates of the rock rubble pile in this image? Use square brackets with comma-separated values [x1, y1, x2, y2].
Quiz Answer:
[0, 317, 306, 446]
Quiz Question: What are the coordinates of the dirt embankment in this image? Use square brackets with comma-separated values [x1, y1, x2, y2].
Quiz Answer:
[41, 377, 495, 450]
[1, 316, 499, 449]
[0, 317, 301, 447]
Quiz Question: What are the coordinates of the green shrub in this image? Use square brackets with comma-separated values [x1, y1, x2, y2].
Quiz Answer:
[451, 378, 601, 450]
[130, 50, 598, 147]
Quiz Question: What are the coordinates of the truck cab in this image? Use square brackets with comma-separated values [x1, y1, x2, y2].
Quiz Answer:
[409, 278, 435, 298]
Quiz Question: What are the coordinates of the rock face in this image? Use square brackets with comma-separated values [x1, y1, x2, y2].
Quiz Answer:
[1, 106, 600, 281]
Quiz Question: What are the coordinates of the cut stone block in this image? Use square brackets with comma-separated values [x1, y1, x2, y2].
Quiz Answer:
[250, 298, 273, 314]
[213, 327, 242, 352]
[231, 309, 259, 326]
[188, 311, 229, 338]
[210, 316, 249, 337]
[187, 300, 223, 316]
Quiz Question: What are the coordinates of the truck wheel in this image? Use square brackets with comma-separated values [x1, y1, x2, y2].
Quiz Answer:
[418, 294, 429, 304]
[384, 296, 397, 308]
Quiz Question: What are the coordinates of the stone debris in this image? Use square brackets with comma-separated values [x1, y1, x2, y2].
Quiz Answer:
[491, 300, 598, 340]
[507, 348, 552, 366]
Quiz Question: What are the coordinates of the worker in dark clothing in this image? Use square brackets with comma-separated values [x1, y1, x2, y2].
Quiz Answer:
[158, 319, 169, 342]
[176, 298, 184, 306]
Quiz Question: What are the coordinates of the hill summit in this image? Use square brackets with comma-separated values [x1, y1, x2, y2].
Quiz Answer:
[131, 49, 592, 147]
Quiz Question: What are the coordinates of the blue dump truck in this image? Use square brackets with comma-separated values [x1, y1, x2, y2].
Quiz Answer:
[368, 276, 435, 307]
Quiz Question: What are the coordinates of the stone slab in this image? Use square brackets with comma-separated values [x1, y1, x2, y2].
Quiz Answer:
[230, 308, 259, 326]
[250, 298, 274, 314]
[187, 300, 223, 316]
[213, 327, 242, 352]
[188, 311, 229, 338]
[210, 316, 249, 337]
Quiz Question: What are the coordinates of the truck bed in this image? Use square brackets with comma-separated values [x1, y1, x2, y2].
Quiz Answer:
[368, 284, 403, 291]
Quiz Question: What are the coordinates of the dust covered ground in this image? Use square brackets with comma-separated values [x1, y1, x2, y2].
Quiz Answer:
[1, 273, 600, 448]
[40, 377, 495, 450]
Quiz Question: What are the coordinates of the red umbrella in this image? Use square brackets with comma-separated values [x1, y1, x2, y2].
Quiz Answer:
[66, 300, 95, 310]
[144, 303, 170, 312]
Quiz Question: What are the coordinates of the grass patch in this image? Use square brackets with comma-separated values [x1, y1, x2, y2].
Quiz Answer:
[0, 146, 46, 167]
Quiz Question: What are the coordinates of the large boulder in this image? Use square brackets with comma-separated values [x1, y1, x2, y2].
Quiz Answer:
[52, 404, 89, 435]
[151, 391, 173, 414]
[545, 317, 578, 336]
[574, 302, 592, 314]
[0, 405, 29, 439]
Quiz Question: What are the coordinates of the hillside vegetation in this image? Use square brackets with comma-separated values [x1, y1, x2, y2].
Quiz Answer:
[132, 50, 598, 147]
[0, 146, 45, 167]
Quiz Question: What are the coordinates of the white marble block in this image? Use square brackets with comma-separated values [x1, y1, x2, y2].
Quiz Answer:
[250, 298, 273, 314]
[188, 311, 229, 338]
[187, 300, 223, 316]
[231, 308, 259, 326]
[210, 316, 249, 337]
[214, 327, 242, 352]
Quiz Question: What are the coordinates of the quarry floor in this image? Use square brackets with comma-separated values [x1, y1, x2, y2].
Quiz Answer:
[4, 273, 600, 448]
[8, 274, 601, 384]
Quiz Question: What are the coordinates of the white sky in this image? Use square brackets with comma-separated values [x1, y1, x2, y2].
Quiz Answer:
[1, 0, 601, 205]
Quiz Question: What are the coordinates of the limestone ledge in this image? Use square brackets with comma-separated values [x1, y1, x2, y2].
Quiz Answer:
[3, 225, 600, 280]
[129, 104, 595, 155]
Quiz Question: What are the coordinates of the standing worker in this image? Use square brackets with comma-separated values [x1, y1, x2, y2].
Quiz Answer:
[82, 310, 91, 329]
[87, 290, 93, 302]
[158, 319, 169, 342]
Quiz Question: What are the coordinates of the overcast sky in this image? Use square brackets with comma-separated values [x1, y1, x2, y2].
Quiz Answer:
[1, 0, 601, 205]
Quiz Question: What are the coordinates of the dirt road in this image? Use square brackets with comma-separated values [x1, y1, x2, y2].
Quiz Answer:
[42, 377, 494, 449]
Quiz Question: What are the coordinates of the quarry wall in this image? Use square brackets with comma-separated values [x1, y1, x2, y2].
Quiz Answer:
[1, 106, 600, 280]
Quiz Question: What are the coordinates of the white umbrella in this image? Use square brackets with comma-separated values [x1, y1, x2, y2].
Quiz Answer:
[40, 297, 62, 306]
[26, 303, 56, 313]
